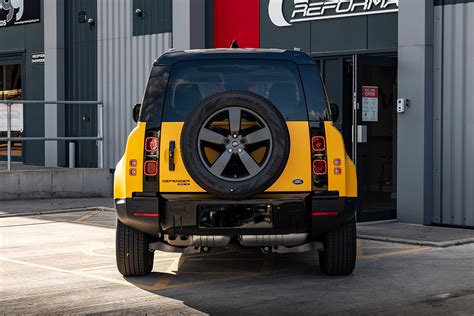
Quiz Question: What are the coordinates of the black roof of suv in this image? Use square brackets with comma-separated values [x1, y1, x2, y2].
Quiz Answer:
[154, 49, 316, 66]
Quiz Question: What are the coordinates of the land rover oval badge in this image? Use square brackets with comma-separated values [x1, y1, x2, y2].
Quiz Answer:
[293, 179, 304, 185]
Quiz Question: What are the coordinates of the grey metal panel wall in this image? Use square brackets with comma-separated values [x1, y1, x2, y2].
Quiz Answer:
[433, 2, 474, 226]
[97, 0, 172, 168]
[132, 0, 172, 36]
[65, 0, 98, 168]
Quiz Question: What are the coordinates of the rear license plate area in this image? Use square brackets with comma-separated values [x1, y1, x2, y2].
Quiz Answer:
[197, 204, 273, 228]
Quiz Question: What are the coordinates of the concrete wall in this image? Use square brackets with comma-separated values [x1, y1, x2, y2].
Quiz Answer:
[397, 0, 434, 224]
[0, 169, 112, 200]
[433, 1, 474, 226]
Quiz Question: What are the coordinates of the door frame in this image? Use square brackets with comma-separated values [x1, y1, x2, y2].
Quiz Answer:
[315, 52, 398, 220]
[0, 52, 26, 163]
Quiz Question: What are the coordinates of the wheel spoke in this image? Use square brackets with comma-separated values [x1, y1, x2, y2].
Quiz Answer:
[228, 107, 241, 134]
[245, 127, 271, 144]
[200, 128, 225, 144]
[239, 150, 261, 177]
[210, 150, 232, 176]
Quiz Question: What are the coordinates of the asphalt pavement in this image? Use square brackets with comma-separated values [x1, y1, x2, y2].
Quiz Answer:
[1, 209, 474, 314]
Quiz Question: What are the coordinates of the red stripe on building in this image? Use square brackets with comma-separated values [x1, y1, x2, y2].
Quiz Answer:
[214, 0, 260, 48]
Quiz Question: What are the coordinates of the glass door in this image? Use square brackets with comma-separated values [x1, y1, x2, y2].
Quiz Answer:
[354, 54, 398, 222]
[0, 58, 23, 162]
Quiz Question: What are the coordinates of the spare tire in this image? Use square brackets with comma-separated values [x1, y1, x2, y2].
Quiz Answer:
[181, 90, 290, 200]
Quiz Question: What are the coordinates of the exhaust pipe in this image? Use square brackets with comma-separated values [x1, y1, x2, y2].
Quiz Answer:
[165, 235, 231, 247]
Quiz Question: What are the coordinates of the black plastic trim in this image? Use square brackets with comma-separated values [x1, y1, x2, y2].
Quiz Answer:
[115, 197, 160, 236]
[115, 195, 356, 239]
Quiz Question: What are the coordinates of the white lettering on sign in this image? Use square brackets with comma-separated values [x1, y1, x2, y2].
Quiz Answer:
[362, 86, 378, 122]
[269, 0, 398, 27]
[31, 52, 45, 64]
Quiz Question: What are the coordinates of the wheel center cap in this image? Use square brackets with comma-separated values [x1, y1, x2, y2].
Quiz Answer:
[231, 140, 239, 147]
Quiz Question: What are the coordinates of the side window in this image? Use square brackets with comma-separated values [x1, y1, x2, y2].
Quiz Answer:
[139, 66, 170, 124]
[299, 65, 330, 121]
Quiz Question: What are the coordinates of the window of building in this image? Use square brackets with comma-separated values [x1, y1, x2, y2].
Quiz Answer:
[0, 64, 23, 160]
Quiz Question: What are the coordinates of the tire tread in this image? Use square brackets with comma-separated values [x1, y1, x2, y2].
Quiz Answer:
[319, 218, 356, 276]
[116, 220, 154, 276]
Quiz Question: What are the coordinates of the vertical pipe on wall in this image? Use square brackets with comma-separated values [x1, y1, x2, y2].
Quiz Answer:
[69, 142, 76, 168]
[7, 104, 11, 171]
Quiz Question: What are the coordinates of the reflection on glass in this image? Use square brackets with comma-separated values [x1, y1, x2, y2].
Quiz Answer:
[0, 64, 23, 160]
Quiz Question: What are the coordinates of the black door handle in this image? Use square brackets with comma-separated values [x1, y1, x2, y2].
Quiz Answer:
[169, 141, 175, 171]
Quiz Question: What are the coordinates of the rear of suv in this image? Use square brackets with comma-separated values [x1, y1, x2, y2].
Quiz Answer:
[114, 49, 357, 277]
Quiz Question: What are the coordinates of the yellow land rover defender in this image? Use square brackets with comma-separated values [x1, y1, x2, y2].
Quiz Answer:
[114, 49, 357, 277]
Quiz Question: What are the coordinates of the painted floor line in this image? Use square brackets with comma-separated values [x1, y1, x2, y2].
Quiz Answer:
[0, 256, 134, 288]
[358, 247, 431, 260]
[75, 210, 99, 223]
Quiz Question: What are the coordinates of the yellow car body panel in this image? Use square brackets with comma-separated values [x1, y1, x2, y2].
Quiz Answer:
[324, 121, 357, 198]
[114, 122, 146, 199]
[159, 122, 205, 192]
[266, 121, 312, 192]
[159, 121, 312, 193]
[115, 121, 357, 199]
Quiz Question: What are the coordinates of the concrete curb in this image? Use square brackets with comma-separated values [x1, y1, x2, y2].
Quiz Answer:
[0, 206, 116, 218]
[357, 234, 474, 248]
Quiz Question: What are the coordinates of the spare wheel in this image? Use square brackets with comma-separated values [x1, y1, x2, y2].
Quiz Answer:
[180, 90, 290, 199]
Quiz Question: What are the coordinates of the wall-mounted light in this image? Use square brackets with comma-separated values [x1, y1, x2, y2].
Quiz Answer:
[78, 11, 87, 23]
[135, 8, 143, 18]
[87, 17, 95, 28]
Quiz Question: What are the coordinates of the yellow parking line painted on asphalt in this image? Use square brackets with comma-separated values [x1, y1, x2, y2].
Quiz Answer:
[75, 210, 99, 223]
[139, 272, 265, 292]
[358, 247, 431, 260]
[357, 239, 363, 257]
[365, 246, 423, 249]
[0, 256, 134, 288]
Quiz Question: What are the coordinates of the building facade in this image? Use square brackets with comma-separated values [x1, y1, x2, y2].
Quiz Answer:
[0, 0, 473, 227]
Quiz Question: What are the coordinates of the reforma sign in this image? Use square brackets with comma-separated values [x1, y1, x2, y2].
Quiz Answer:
[0, 0, 40, 28]
[269, 0, 399, 27]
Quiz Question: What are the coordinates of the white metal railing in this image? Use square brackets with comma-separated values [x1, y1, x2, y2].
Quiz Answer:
[0, 100, 104, 171]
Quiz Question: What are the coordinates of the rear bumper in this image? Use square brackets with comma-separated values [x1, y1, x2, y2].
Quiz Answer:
[115, 193, 355, 239]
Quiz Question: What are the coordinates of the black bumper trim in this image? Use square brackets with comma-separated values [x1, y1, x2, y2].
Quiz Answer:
[115, 197, 159, 236]
[114, 195, 356, 238]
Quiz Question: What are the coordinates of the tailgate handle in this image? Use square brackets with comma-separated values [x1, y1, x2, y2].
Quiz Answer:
[169, 140, 175, 171]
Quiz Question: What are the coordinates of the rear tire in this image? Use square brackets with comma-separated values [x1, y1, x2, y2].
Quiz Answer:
[318, 218, 357, 276]
[116, 219, 154, 276]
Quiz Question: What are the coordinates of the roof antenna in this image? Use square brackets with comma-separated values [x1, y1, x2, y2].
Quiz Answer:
[230, 39, 239, 48]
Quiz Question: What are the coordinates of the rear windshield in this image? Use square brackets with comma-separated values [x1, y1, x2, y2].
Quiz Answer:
[162, 60, 308, 121]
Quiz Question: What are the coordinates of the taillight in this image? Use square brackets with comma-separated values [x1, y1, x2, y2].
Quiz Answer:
[310, 129, 328, 189]
[312, 136, 326, 152]
[145, 137, 159, 152]
[143, 130, 160, 180]
[144, 160, 158, 176]
[313, 159, 327, 175]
